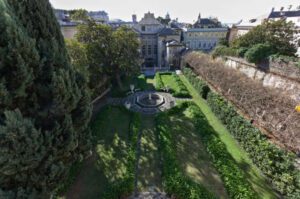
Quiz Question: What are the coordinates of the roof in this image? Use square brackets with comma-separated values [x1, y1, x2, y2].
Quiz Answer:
[269, 10, 300, 18]
[186, 28, 228, 32]
[193, 18, 222, 28]
[139, 12, 162, 25]
[158, 28, 179, 36]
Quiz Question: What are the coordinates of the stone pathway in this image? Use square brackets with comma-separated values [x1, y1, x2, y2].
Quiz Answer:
[128, 192, 169, 199]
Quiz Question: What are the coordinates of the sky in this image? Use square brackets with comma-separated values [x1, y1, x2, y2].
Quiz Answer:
[49, 0, 300, 23]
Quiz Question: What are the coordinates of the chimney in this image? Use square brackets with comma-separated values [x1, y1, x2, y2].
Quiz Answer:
[132, 14, 137, 23]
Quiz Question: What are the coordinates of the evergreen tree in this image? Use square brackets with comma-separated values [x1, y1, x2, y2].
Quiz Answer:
[0, 0, 92, 198]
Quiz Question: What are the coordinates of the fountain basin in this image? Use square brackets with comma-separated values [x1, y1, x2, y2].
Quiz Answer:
[136, 93, 165, 108]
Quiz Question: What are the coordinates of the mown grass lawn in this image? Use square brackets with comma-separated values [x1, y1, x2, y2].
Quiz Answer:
[179, 75, 278, 199]
[164, 106, 229, 198]
[160, 73, 180, 93]
[61, 106, 133, 199]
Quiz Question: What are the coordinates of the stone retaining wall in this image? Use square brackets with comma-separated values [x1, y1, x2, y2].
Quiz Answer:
[224, 57, 300, 102]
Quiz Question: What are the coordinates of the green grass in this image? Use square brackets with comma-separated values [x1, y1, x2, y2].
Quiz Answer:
[59, 106, 133, 199]
[179, 75, 278, 199]
[160, 74, 180, 93]
[166, 107, 228, 199]
[137, 116, 162, 191]
[111, 74, 155, 97]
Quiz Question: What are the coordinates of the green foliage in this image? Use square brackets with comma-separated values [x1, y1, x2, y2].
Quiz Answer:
[171, 73, 191, 98]
[206, 92, 300, 196]
[69, 9, 89, 21]
[186, 103, 258, 199]
[182, 68, 210, 99]
[100, 108, 141, 199]
[245, 43, 274, 64]
[232, 19, 299, 57]
[184, 67, 300, 196]
[155, 72, 190, 98]
[76, 21, 140, 89]
[156, 104, 217, 199]
[211, 45, 238, 58]
[154, 72, 164, 91]
[237, 47, 248, 57]
[0, 0, 91, 197]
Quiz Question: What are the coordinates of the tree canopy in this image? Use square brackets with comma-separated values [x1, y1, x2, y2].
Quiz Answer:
[69, 9, 90, 22]
[232, 19, 300, 56]
[0, 0, 91, 198]
[75, 21, 141, 89]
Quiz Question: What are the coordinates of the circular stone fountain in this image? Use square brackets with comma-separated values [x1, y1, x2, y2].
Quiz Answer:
[124, 91, 175, 114]
[136, 93, 165, 108]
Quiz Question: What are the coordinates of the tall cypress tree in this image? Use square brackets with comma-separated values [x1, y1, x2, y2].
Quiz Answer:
[0, 0, 92, 198]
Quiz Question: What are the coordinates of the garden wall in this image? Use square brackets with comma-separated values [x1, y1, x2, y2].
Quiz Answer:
[223, 57, 300, 102]
[182, 52, 300, 153]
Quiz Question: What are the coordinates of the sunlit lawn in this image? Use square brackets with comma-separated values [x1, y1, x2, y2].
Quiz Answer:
[179, 75, 279, 199]
[163, 105, 228, 198]
[62, 106, 132, 199]
[160, 74, 180, 93]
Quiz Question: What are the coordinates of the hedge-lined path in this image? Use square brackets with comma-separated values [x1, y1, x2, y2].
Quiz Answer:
[179, 75, 279, 199]
[136, 116, 163, 191]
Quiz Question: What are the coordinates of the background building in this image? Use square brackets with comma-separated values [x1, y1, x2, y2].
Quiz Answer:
[184, 14, 228, 51]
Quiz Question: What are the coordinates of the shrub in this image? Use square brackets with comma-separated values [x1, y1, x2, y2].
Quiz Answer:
[183, 68, 210, 99]
[237, 47, 248, 57]
[206, 92, 300, 196]
[156, 104, 217, 199]
[245, 43, 274, 64]
[171, 73, 191, 98]
[212, 45, 238, 58]
[155, 72, 164, 90]
[102, 111, 141, 199]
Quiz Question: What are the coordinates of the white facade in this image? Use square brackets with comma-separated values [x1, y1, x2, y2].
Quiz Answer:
[184, 28, 228, 51]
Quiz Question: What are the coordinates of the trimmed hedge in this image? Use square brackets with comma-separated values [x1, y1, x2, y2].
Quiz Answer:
[155, 72, 191, 98]
[102, 111, 141, 199]
[187, 103, 258, 199]
[183, 67, 300, 198]
[183, 68, 210, 99]
[171, 73, 191, 98]
[156, 103, 217, 199]
[207, 92, 300, 197]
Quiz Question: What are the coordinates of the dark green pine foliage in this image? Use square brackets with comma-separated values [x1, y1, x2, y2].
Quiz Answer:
[0, 0, 92, 198]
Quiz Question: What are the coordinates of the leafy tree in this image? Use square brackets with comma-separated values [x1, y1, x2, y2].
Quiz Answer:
[245, 43, 274, 63]
[76, 21, 140, 89]
[0, 0, 91, 198]
[232, 19, 299, 56]
[69, 9, 89, 22]
[65, 39, 89, 81]
[157, 16, 171, 25]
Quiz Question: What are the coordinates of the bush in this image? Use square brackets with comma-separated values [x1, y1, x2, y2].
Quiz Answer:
[156, 104, 217, 199]
[245, 43, 274, 64]
[212, 45, 238, 58]
[102, 111, 141, 199]
[171, 73, 191, 98]
[183, 68, 210, 99]
[237, 47, 248, 57]
[206, 92, 300, 196]
[187, 103, 258, 199]
[155, 72, 164, 90]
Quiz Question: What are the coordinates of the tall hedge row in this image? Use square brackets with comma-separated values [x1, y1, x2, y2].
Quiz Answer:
[183, 67, 300, 198]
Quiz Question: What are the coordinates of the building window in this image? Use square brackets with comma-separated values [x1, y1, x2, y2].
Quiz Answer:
[142, 26, 146, 31]
[199, 42, 202, 48]
[203, 43, 206, 48]
[148, 45, 152, 55]
[142, 45, 146, 56]
[154, 45, 158, 54]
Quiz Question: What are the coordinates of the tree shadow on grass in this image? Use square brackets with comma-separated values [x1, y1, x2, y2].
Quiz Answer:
[64, 106, 133, 199]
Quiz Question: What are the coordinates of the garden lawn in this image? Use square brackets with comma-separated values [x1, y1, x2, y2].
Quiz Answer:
[160, 73, 180, 93]
[165, 106, 228, 199]
[179, 75, 279, 199]
[137, 116, 162, 191]
[62, 106, 133, 199]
